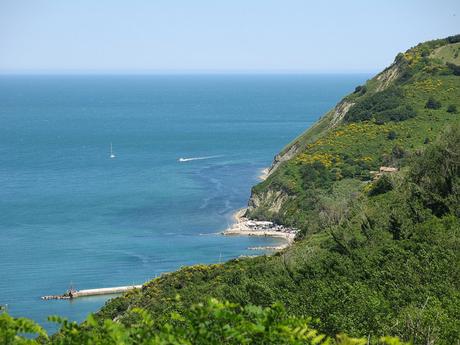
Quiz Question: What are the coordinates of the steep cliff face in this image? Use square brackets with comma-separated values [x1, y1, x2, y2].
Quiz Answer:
[266, 143, 300, 176]
[245, 108, 336, 220]
[327, 100, 355, 128]
[266, 98, 356, 177]
[374, 62, 402, 92]
[245, 189, 289, 218]
[262, 57, 404, 181]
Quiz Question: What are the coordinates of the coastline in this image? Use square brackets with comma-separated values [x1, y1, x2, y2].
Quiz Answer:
[221, 208, 298, 250]
[221, 167, 298, 251]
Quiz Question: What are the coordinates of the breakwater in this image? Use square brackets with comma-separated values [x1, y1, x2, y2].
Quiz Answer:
[41, 285, 142, 300]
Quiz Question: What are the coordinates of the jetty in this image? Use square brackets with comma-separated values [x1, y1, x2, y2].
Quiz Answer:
[41, 285, 142, 300]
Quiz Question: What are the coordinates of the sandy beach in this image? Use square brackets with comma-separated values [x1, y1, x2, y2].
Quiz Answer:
[222, 208, 298, 250]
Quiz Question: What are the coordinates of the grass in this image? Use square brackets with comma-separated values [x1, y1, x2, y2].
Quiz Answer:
[431, 42, 460, 65]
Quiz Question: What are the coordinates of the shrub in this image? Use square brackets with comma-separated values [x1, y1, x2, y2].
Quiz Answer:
[447, 34, 460, 43]
[0, 300, 412, 345]
[446, 62, 460, 76]
[354, 85, 367, 95]
[368, 175, 393, 196]
[0, 312, 47, 343]
[392, 145, 406, 159]
[345, 87, 416, 123]
[425, 97, 442, 109]
[447, 104, 458, 114]
[378, 105, 416, 122]
[387, 131, 397, 140]
[420, 48, 430, 57]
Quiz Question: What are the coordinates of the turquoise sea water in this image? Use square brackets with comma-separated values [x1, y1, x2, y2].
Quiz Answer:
[0, 74, 369, 330]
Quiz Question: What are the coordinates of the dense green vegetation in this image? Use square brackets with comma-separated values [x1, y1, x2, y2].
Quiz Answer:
[247, 34, 460, 234]
[345, 87, 416, 123]
[1, 300, 411, 344]
[95, 125, 460, 345]
[2, 35, 459, 344]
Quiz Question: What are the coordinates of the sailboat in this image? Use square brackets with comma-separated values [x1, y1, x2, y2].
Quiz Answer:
[110, 143, 116, 159]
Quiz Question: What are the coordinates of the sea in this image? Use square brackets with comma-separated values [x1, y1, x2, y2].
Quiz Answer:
[0, 74, 369, 331]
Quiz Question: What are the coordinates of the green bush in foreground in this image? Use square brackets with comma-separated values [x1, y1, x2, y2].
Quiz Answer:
[0, 300, 410, 345]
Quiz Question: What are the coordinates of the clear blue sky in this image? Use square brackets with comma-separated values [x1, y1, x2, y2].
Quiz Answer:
[0, 0, 459, 73]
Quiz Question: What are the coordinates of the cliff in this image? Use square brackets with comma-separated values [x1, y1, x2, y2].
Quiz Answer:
[245, 34, 460, 234]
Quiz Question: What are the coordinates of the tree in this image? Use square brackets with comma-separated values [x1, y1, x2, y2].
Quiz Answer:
[392, 145, 406, 159]
[368, 175, 393, 196]
[388, 213, 402, 240]
[410, 124, 460, 217]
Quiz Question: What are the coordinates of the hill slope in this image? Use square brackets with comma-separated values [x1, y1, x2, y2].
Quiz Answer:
[44, 35, 460, 345]
[93, 35, 460, 344]
[246, 35, 460, 234]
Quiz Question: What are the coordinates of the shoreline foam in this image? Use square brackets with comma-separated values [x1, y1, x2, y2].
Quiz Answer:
[258, 167, 270, 181]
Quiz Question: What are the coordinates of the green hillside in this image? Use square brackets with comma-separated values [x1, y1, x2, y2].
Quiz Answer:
[95, 127, 459, 345]
[94, 35, 460, 344]
[246, 35, 460, 233]
[2, 35, 459, 345]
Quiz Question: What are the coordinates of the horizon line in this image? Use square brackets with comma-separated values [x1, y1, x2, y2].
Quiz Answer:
[0, 69, 378, 76]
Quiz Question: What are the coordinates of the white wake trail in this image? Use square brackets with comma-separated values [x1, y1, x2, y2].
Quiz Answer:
[178, 155, 222, 162]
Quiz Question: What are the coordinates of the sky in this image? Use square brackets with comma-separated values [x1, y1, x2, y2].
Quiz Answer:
[0, 0, 459, 74]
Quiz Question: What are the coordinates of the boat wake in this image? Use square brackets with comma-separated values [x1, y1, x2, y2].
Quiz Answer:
[178, 155, 222, 162]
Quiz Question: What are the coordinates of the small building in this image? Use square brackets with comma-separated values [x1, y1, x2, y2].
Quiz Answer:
[370, 166, 398, 180]
[379, 166, 398, 173]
